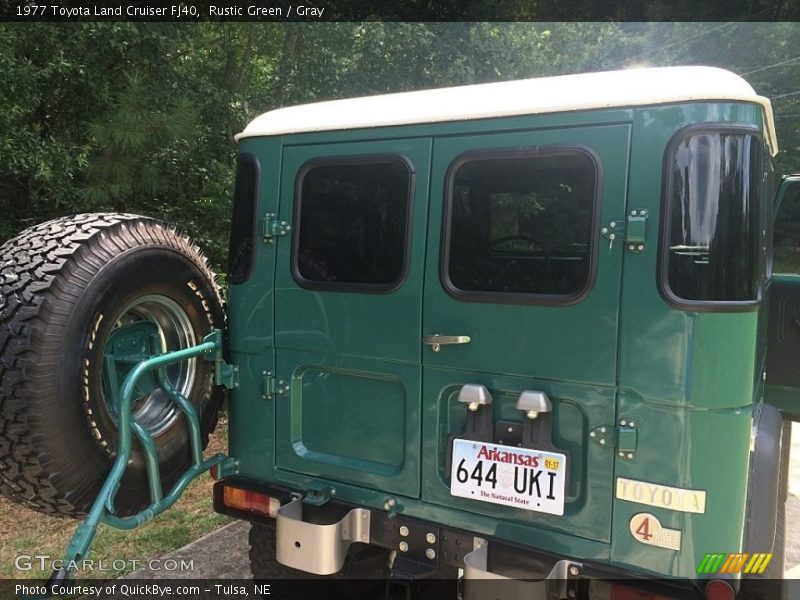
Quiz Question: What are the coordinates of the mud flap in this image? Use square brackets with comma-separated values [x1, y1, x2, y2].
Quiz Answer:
[744, 402, 785, 554]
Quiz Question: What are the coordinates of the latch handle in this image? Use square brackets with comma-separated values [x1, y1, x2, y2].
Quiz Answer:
[423, 334, 471, 352]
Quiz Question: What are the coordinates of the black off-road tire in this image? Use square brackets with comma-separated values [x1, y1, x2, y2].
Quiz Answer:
[249, 521, 390, 598]
[739, 418, 791, 600]
[0, 213, 225, 518]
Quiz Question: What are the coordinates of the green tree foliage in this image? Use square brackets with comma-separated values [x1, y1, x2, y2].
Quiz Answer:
[1, 22, 799, 274]
[0, 23, 277, 267]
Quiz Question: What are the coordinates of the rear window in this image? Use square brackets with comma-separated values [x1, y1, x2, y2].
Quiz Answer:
[292, 156, 413, 292]
[227, 153, 260, 284]
[442, 148, 598, 304]
[660, 129, 764, 307]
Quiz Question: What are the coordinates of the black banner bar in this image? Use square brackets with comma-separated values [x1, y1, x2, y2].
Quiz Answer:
[1, 0, 799, 23]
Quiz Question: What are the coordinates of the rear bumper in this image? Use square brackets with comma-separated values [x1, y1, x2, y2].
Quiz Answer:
[213, 477, 708, 599]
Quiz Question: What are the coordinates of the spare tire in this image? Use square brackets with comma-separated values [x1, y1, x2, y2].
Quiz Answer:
[0, 213, 225, 518]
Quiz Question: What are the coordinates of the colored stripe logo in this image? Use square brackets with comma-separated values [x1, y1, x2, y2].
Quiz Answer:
[696, 553, 773, 574]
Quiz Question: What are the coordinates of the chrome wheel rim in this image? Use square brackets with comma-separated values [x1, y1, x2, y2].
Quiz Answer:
[103, 295, 197, 437]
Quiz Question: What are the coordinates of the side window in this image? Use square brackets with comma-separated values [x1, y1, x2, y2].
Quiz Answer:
[228, 153, 260, 284]
[442, 148, 598, 303]
[292, 156, 413, 292]
[661, 129, 763, 306]
[774, 183, 800, 275]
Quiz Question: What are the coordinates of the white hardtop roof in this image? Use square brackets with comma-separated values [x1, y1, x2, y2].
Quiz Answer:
[236, 66, 777, 155]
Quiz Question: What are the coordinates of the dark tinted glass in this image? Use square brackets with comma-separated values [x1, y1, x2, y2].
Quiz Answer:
[228, 153, 260, 284]
[295, 159, 411, 288]
[774, 184, 800, 275]
[665, 133, 762, 302]
[445, 151, 597, 298]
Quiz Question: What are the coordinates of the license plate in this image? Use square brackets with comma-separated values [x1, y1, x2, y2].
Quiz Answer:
[450, 439, 566, 516]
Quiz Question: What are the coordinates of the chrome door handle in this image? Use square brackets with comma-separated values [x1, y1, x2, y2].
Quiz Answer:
[422, 334, 471, 352]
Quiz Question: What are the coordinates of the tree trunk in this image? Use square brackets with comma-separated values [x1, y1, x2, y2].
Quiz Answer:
[275, 26, 299, 107]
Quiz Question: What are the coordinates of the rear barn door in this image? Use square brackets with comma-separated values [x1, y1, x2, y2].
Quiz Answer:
[273, 138, 431, 496]
[421, 125, 631, 542]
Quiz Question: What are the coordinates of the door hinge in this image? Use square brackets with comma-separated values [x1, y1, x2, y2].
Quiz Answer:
[215, 362, 239, 389]
[263, 371, 275, 399]
[616, 418, 638, 459]
[263, 372, 290, 399]
[601, 209, 648, 253]
[589, 424, 615, 447]
[263, 213, 291, 244]
[589, 419, 638, 459]
[203, 330, 239, 389]
[625, 209, 648, 252]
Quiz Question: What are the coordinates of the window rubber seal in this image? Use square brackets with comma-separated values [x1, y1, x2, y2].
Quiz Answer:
[439, 144, 602, 307]
[290, 153, 416, 295]
[656, 123, 765, 313]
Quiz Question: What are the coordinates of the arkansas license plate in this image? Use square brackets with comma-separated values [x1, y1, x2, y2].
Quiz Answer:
[450, 439, 566, 516]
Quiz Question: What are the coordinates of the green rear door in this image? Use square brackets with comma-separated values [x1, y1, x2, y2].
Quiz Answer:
[421, 124, 631, 542]
[274, 138, 431, 497]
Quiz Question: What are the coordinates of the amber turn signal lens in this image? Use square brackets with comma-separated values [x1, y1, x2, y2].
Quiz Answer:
[222, 486, 280, 518]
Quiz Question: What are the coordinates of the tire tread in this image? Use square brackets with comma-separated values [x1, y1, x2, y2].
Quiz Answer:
[0, 213, 222, 517]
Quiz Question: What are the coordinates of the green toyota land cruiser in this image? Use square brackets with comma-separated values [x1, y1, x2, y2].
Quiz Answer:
[1, 66, 799, 600]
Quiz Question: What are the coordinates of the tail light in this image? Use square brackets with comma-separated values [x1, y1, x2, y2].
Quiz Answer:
[610, 583, 675, 600]
[221, 486, 281, 518]
[608, 580, 731, 600]
[704, 580, 735, 600]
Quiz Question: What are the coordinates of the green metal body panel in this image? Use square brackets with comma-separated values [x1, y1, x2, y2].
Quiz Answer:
[226, 101, 774, 578]
[419, 124, 630, 544]
[612, 103, 765, 577]
[226, 137, 279, 474]
[273, 138, 431, 496]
